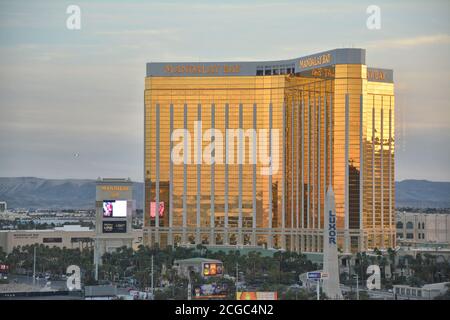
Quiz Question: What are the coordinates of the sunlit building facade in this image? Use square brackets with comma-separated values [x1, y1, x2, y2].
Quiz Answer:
[144, 48, 395, 253]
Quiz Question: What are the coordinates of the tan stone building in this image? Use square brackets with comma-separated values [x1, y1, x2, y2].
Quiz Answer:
[0, 226, 143, 254]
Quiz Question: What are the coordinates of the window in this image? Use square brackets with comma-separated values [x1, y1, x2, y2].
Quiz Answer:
[71, 237, 92, 243]
[396, 221, 403, 229]
[417, 290, 422, 297]
[406, 221, 414, 229]
[406, 289, 411, 296]
[272, 69, 279, 75]
[406, 233, 414, 239]
[264, 69, 272, 75]
[43, 237, 62, 243]
[256, 69, 263, 76]
[397, 233, 403, 239]
[422, 222, 425, 229]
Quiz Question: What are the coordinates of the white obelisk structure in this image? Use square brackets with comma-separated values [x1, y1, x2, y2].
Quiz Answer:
[322, 186, 343, 299]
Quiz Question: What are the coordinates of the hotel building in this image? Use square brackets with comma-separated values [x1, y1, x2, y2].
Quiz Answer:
[144, 48, 395, 253]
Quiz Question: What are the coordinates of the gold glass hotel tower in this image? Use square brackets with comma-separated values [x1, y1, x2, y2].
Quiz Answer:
[144, 48, 395, 253]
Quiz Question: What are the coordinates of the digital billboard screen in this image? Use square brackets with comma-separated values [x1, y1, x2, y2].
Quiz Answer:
[103, 200, 127, 218]
[150, 201, 165, 218]
[102, 221, 127, 233]
[202, 262, 223, 277]
[236, 292, 278, 300]
[0, 264, 9, 272]
[193, 284, 228, 299]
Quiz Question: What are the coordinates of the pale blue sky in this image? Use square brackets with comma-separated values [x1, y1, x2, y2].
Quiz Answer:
[0, 0, 449, 181]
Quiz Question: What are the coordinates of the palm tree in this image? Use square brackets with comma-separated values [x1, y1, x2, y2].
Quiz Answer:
[387, 247, 397, 279]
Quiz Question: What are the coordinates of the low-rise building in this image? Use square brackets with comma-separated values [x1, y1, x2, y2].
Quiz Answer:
[393, 282, 449, 300]
[0, 226, 143, 253]
[396, 212, 450, 247]
[173, 258, 223, 279]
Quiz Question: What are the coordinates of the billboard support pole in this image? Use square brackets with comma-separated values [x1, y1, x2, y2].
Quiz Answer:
[317, 279, 320, 300]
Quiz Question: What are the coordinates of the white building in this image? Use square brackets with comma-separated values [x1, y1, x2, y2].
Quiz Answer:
[393, 282, 449, 300]
[173, 258, 223, 279]
[396, 212, 450, 246]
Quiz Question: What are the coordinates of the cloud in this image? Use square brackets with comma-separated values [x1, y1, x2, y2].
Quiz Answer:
[366, 34, 450, 49]
[1, 0, 449, 182]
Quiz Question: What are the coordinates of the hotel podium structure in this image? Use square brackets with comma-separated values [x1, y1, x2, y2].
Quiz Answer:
[144, 48, 395, 253]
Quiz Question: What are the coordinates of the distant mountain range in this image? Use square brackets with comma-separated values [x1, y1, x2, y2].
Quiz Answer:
[0, 177, 449, 210]
[395, 179, 450, 209]
[0, 177, 143, 210]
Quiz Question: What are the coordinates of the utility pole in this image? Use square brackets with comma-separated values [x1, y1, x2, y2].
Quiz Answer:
[151, 255, 154, 296]
[356, 274, 359, 300]
[94, 239, 99, 281]
[235, 261, 239, 295]
[32, 246, 36, 286]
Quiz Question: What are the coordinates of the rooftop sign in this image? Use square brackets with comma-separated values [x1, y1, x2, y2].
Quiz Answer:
[147, 48, 366, 76]
[146, 48, 393, 82]
[367, 67, 393, 83]
[163, 64, 241, 75]
[299, 53, 332, 69]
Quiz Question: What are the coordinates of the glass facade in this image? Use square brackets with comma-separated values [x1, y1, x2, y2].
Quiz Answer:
[144, 49, 395, 253]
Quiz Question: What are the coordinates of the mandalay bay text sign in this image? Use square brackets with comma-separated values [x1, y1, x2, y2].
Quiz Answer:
[299, 53, 332, 69]
[164, 64, 241, 75]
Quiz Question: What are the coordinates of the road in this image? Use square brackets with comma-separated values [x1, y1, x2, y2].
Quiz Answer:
[340, 284, 394, 300]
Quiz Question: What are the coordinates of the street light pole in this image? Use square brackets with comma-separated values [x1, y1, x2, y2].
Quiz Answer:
[236, 262, 239, 288]
[316, 279, 320, 300]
